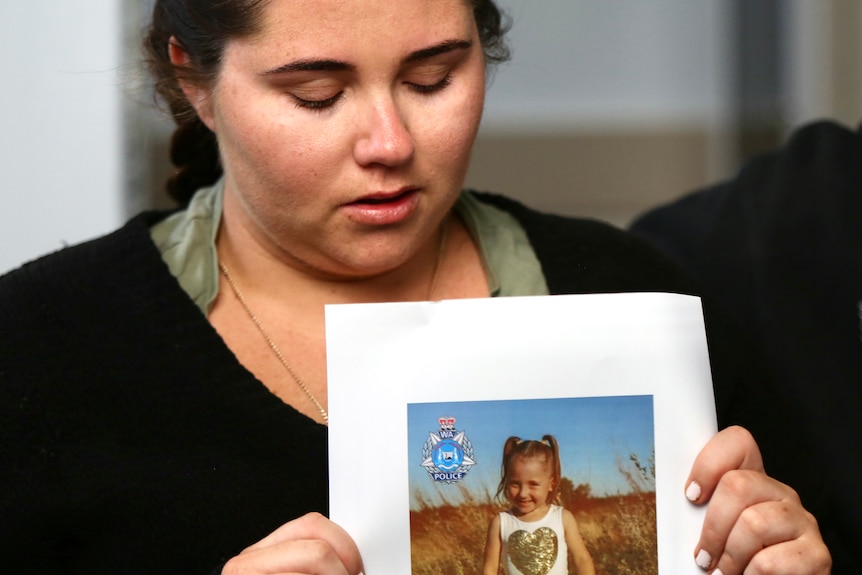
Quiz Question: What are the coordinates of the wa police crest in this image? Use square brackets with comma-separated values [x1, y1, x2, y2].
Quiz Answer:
[420, 416, 475, 484]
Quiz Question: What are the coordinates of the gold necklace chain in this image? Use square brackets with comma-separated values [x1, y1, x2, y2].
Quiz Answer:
[218, 219, 449, 425]
[219, 263, 330, 423]
[426, 218, 448, 301]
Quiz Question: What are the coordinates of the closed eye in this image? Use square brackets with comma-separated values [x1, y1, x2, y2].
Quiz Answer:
[291, 91, 344, 111]
[407, 74, 452, 95]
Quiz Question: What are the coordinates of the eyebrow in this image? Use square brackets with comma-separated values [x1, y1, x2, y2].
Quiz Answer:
[261, 39, 473, 76]
[261, 59, 354, 76]
[404, 39, 473, 64]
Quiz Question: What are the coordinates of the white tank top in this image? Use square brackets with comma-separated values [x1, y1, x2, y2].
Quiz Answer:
[499, 504, 568, 575]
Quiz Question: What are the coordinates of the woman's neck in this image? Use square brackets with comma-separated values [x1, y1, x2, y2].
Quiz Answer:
[216, 205, 488, 306]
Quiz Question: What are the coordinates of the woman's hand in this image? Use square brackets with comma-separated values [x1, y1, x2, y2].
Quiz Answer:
[222, 512, 363, 575]
[686, 426, 831, 574]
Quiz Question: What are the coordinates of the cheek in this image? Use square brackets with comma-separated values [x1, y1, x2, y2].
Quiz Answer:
[214, 79, 325, 171]
[226, 111, 341, 190]
[422, 97, 482, 173]
[448, 84, 484, 144]
[420, 69, 484, 155]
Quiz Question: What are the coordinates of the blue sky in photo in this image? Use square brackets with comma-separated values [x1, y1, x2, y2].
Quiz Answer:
[407, 395, 655, 508]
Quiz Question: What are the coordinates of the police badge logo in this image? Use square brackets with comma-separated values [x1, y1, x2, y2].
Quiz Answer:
[420, 416, 475, 484]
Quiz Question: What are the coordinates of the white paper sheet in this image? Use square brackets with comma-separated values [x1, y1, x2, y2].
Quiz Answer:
[327, 292, 716, 574]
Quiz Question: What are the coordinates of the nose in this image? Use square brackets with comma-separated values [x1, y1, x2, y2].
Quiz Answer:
[353, 95, 415, 167]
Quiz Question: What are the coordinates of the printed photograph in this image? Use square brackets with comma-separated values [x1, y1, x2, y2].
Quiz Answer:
[407, 395, 657, 575]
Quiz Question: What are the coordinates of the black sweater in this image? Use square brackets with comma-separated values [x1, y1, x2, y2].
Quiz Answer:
[631, 120, 862, 572]
[0, 195, 796, 573]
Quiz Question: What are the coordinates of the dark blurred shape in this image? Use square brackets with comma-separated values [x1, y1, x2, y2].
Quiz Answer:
[630, 119, 862, 573]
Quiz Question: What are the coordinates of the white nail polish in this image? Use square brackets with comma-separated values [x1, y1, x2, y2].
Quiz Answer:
[686, 481, 702, 502]
[713, 569, 724, 575]
[695, 548, 712, 569]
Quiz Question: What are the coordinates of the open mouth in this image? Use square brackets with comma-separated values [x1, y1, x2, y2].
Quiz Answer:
[352, 189, 415, 205]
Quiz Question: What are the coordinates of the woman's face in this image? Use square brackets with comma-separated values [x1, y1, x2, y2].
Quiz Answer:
[196, 0, 486, 279]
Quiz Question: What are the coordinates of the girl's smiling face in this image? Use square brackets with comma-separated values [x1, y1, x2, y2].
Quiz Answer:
[188, 0, 486, 280]
[506, 455, 556, 519]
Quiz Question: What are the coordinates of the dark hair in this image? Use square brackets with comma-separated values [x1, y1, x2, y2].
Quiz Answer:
[143, 0, 511, 206]
[494, 435, 562, 506]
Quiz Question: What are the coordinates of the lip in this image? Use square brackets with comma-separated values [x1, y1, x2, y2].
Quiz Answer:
[341, 188, 420, 225]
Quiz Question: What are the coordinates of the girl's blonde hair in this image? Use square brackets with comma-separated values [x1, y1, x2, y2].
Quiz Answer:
[494, 435, 562, 505]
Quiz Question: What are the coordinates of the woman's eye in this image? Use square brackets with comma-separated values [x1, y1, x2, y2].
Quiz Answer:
[291, 92, 343, 111]
[407, 74, 452, 95]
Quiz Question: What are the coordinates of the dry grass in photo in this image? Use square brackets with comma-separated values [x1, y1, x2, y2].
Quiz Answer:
[410, 452, 657, 575]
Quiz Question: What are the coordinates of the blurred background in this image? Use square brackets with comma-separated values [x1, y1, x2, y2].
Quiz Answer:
[2, 0, 861, 273]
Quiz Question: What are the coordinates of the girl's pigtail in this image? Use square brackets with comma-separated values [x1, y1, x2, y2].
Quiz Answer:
[542, 434, 562, 505]
[495, 436, 522, 503]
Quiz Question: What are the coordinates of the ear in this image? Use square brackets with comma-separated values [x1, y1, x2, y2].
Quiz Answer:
[168, 37, 216, 130]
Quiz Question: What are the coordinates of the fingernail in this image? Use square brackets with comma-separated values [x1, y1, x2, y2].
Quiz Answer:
[686, 481, 702, 502]
[695, 548, 712, 570]
[713, 569, 724, 575]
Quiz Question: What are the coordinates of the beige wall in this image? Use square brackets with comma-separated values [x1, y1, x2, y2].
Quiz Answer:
[465, 130, 710, 228]
[830, 0, 862, 126]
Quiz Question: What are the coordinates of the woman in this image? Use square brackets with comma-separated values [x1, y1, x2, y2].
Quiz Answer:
[0, 0, 831, 574]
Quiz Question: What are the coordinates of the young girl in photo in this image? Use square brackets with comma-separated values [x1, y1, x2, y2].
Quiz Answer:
[484, 435, 595, 575]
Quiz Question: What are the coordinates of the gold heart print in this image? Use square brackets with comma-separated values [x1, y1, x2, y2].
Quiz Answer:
[507, 526, 559, 575]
